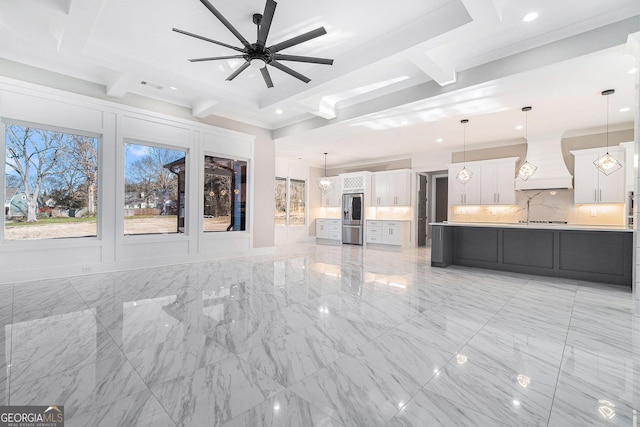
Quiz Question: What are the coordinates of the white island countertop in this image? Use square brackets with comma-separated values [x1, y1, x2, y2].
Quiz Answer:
[429, 222, 634, 232]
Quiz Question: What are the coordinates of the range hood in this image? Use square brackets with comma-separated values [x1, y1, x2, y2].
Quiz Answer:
[515, 139, 573, 190]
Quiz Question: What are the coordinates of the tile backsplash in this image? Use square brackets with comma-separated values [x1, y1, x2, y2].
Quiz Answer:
[449, 189, 625, 226]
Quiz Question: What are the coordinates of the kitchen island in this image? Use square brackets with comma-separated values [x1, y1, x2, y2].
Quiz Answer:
[430, 222, 633, 287]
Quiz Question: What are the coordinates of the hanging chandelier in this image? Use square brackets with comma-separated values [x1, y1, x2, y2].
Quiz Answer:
[517, 106, 537, 181]
[594, 89, 622, 175]
[318, 152, 334, 194]
[456, 119, 472, 185]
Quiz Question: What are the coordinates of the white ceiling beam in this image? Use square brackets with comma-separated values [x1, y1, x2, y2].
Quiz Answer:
[411, 49, 457, 87]
[192, 99, 219, 119]
[57, 0, 107, 54]
[460, 0, 503, 24]
[106, 73, 140, 98]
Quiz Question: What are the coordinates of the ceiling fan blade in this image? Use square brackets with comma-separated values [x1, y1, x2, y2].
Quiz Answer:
[273, 54, 333, 65]
[257, 0, 277, 49]
[189, 55, 245, 62]
[226, 61, 251, 81]
[261, 67, 274, 88]
[173, 28, 244, 53]
[269, 27, 327, 53]
[198, 0, 250, 48]
[269, 61, 311, 83]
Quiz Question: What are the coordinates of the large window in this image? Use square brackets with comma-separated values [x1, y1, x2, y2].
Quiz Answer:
[124, 142, 185, 235]
[274, 177, 306, 226]
[203, 155, 247, 232]
[4, 123, 99, 240]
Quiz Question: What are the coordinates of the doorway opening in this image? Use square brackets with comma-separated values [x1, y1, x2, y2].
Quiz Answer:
[416, 171, 448, 246]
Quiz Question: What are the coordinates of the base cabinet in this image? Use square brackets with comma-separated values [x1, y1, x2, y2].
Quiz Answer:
[430, 225, 632, 286]
[430, 225, 452, 267]
[316, 219, 341, 240]
[366, 220, 410, 246]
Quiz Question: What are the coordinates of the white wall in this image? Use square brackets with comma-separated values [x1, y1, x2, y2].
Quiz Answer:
[411, 150, 452, 172]
[0, 77, 272, 284]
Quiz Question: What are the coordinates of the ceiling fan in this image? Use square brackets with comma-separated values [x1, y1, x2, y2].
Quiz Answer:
[173, 0, 334, 88]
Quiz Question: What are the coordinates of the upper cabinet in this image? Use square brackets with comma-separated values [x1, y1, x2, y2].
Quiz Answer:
[448, 164, 481, 204]
[371, 170, 411, 206]
[320, 177, 342, 207]
[448, 157, 518, 205]
[572, 147, 625, 204]
[480, 160, 517, 205]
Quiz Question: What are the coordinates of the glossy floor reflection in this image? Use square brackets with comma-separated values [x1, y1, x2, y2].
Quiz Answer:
[3, 243, 639, 426]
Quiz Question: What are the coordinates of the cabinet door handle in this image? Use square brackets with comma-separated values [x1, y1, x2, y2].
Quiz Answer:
[497, 193, 500, 203]
[594, 189, 597, 202]
[439, 229, 442, 241]
[599, 188, 602, 202]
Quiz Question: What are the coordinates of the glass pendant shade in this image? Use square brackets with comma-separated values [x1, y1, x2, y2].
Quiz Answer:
[595, 89, 621, 176]
[517, 160, 537, 181]
[457, 119, 472, 185]
[318, 176, 334, 194]
[517, 106, 537, 181]
[318, 152, 334, 194]
[594, 153, 622, 175]
[456, 167, 473, 185]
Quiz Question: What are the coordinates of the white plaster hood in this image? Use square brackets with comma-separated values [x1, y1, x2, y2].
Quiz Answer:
[515, 139, 573, 190]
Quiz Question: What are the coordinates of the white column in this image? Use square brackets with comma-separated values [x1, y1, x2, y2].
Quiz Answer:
[630, 32, 640, 313]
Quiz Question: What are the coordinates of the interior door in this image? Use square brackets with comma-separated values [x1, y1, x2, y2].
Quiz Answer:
[418, 175, 427, 246]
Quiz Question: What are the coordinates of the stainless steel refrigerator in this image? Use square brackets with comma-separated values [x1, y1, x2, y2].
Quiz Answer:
[342, 193, 363, 245]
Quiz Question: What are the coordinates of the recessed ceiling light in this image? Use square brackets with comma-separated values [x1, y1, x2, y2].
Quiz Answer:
[276, 109, 283, 114]
[628, 68, 637, 74]
[619, 107, 631, 113]
[436, 138, 443, 143]
[523, 12, 539, 22]
[169, 86, 178, 91]
[515, 125, 524, 130]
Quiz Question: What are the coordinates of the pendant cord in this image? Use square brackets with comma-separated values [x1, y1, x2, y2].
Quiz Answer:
[606, 95, 610, 153]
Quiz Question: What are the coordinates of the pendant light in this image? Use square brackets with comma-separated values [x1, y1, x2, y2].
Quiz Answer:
[594, 89, 622, 175]
[317, 152, 334, 194]
[517, 106, 537, 180]
[455, 119, 472, 184]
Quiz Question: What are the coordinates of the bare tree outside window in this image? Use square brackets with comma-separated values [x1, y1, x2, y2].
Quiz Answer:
[288, 179, 306, 225]
[4, 123, 99, 240]
[124, 143, 185, 235]
[274, 177, 286, 226]
[274, 177, 306, 226]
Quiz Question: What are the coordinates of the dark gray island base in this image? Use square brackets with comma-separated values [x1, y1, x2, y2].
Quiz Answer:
[431, 223, 633, 287]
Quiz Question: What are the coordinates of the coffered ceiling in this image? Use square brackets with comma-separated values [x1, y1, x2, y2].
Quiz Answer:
[0, 0, 638, 167]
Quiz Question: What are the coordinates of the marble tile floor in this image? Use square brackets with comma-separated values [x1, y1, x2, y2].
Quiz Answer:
[1, 242, 639, 426]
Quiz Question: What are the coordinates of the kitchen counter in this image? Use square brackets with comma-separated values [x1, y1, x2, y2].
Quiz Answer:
[430, 222, 633, 232]
[430, 222, 632, 287]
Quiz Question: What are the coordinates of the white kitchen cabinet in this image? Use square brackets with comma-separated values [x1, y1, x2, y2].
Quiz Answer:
[365, 221, 383, 243]
[572, 147, 625, 204]
[371, 170, 411, 206]
[320, 177, 341, 207]
[366, 220, 410, 246]
[448, 164, 481, 205]
[316, 219, 341, 240]
[480, 160, 517, 205]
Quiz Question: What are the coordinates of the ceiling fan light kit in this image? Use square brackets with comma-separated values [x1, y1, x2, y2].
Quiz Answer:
[174, 0, 334, 88]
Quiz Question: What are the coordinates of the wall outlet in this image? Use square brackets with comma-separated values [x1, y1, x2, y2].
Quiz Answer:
[81, 266, 92, 273]
[590, 208, 597, 217]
